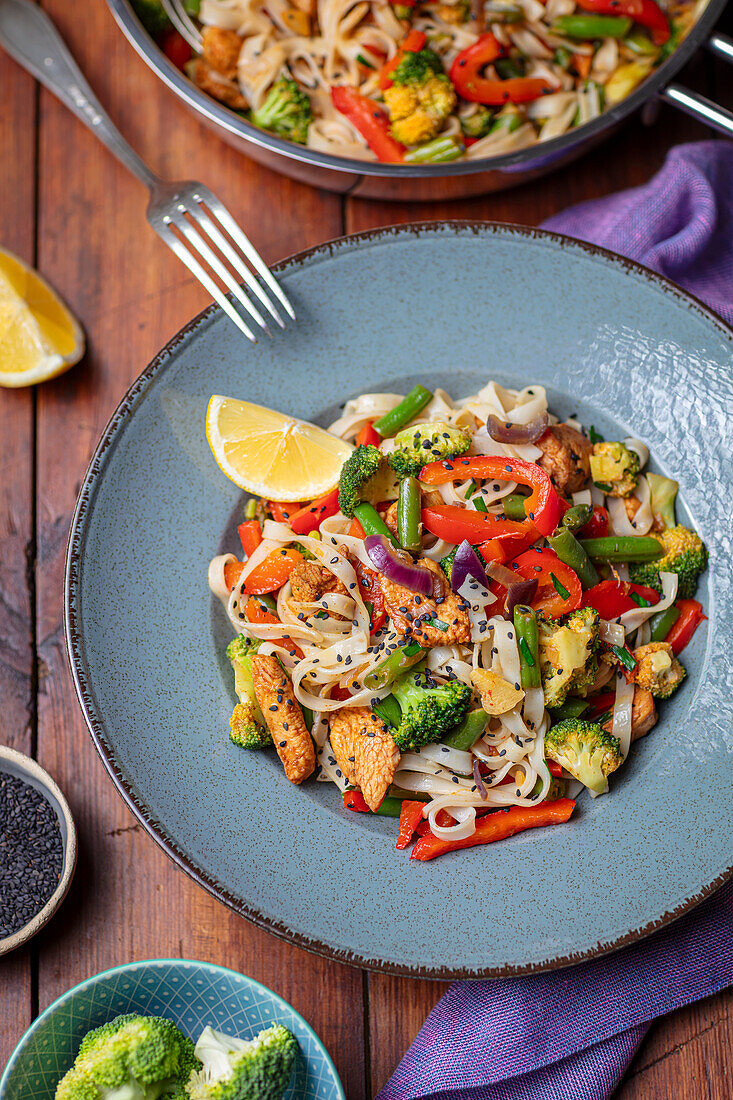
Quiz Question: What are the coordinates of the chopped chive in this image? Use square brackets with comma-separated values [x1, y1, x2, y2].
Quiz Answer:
[612, 644, 637, 671]
[519, 636, 536, 667]
[589, 425, 604, 444]
[364, 601, 373, 620]
[550, 573, 571, 600]
[426, 617, 449, 632]
[473, 496, 488, 513]
[356, 52, 376, 68]
[404, 641, 424, 656]
[314, 610, 329, 620]
[465, 480, 478, 499]
[593, 710, 613, 726]
[629, 592, 651, 607]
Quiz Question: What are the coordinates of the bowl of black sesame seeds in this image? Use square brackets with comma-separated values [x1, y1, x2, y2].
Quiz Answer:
[0, 746, 77, 956]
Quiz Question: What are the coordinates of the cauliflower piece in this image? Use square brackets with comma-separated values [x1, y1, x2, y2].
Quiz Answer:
[631, 642, 686, 699]
[329, 707, 400, 811]
[251, 655, 315, 783]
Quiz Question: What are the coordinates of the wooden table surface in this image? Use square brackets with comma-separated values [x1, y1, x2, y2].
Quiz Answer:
[1, 3, 732, 1096]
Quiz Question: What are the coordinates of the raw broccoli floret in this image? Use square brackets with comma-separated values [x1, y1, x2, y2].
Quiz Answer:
[388, 421, 472, 479]
[250, 77, 312, 145]
[383, 49, 457, 145]
[589, 441, 640, 497]
[539, 606, 600, 709]
[388, 667, 472, 751]
[56, 1014, 199, 1100]
[186, 1025, 297, 1100]
[439, 545, 457, 581]
[631, 642, 686, 699]
[629, 525, 708, 600]
[460, 106, 494, 138]
[337, 444, 395, 517]
[545, 718, 623, 795]
[227, 636, 270, 748]
[646, 472, 678, 530]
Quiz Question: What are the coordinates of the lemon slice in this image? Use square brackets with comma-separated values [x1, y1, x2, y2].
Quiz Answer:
[206, 395, 353, 501]
[0, 248, 84, 388]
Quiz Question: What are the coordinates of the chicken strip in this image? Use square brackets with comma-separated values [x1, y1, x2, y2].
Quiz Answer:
[290, 560, 347, 603]
[192, 60, 248, 110]
[536, 424, 593, 495]
[201, 26, 243, 79]
[380, 557, 471, 646]
[329, 707, 400, 811]
[603, 686, 657, 743]
[251, 655, 315, 784]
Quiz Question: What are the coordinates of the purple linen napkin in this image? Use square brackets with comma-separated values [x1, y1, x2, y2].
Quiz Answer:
[378, 140, 733, 1100]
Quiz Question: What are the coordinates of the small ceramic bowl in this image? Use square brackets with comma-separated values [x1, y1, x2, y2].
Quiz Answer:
[0, 746, 77, 958]
[0, 958, 345, 1100]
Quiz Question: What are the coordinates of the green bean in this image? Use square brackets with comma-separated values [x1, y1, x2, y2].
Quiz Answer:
[442, 709, 487, 751]
[404, 136, 463, 164]
[302, 704, 314, 731]
[547, 527, 599, 588]
[549, 697, 589, 719]
[503, 493, 528, 521]
[530, 774, 566, 800]
[388, 786, 429, 802]
[579, 536, 664, 563]
[373, 795, 403, 817]
[486, 4, 525, 20]
[553, 13, 632, 37]
[244, 497, 258, 520]
[353, 501, 398, 546]
[371, 695, 402, 728]
[489, 110, 522, 134]
[650, 605, 681, 643]
[398, 477, 422, 555]
[513, 605, 541, 689]
[561, 503, 593, 532]
[373, 384, 433, 438]
[363, 643, 424, 691]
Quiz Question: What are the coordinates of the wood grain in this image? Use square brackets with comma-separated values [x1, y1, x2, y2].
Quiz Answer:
[0, 42, 36, 1077]
[1, 0, 732, 1096]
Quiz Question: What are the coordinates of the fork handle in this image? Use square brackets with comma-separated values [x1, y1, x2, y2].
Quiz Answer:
[0, 0, 158, 190]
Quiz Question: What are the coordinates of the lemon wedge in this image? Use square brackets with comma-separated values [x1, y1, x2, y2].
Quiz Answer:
[206, 395, 353, 501]
[0, 249, 84, 388]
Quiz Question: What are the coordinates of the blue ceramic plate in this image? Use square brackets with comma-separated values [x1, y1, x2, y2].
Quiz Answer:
[0, 958, 344, 1100]
[65, 223, 733, 978]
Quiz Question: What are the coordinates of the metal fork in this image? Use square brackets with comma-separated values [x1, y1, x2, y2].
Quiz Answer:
[0, 0, 294, 342]
[160, 0, 202, 52]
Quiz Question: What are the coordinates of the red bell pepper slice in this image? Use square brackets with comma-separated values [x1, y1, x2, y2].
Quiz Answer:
[238, 520, 263, 558]
[161, 28, 192, 68]
[241, 548, 303, 595]
[267, 501, 302, 523]
[379, 29, 426, 90]
[579, 505, 609, 539]
[289, 487, 340, 535]
[344, 790, 371, 813]
[410, 799, 576, 860]
[356, 420, 382, 447]
[449, 33, 556, 104]
[244, 598, 304, 658]
[419, 456, 562, 537]
[547, 760, 564, 778]
[396, 800, 425, 849]
[509, 547, 583, 617]
[665, 599, 706, 655]
[330, 86, 406, 163]
[584, 691, 616, 721]
[348, 517, 366, 538]
[581, 579, 661, 619]
[422, 505, 530, 547]
[353, 557, 386, 632]
[224, 560, 245, 590]
[576, 0, 670, 43]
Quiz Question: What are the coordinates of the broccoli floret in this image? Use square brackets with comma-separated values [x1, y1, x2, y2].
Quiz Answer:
[186, 1025, 297, 1100]
[56, 1014, 199, 1100]
[545, 718, 623, 795]
[389, 667, 472, 750]
[646, 472, 678, 530]
[439, 545, 457, 581]
[629, 525, 708, 600]
[388, 421, 472, 479]
[539, 606, 600, 709]
[460, 106, 494, 138]
[250, 77, 312, 145]
[631, 642, 686, 699]
[589, 441, 640, 497]
[337, 444, 395, 517]
[227, 637, 270, 748]
[383, 50, 457, 146]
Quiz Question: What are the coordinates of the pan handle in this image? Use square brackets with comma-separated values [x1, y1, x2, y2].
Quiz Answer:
[659, 33, 733, 137]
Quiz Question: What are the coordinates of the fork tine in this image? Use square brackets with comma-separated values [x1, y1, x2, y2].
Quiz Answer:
[171, 212, 271, 334]
[193, 188, 296, 321]
[159, 0, 202, 50]
[158, 225, 257, 343]
[192, 210, 286, 330]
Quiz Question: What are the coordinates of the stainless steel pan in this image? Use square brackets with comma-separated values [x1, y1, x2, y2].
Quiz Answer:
[108, 0, 733, 200]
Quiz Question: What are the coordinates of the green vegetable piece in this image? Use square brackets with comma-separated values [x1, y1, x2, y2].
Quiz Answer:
[397, 476, 422, 554]
[545, 717, 623, 794]
[489, 106, 523, 133]
[624, 28, 659, 54]
[442, 708, 487, 751]
[554, 45, 573, 69]
[649, 605, 681, 643]
[590, 441, 640, 497]
[250, 77, 313, 145]
[392, 47, 445, 85]
[547, 526, 599, 588]
[646, 472, 679, 530]
[530, 774, 566, 801]
[354, 502, 399, 546]
[461, 106, 495, 138]
[363, 641, 424, 691]
[553, 13, 633, 37]
[338, 443, 396, 519]
[390, 666, 473, 751]
[227, 636, 270, 749]
[513, 604, 540, 690]
[561, 503, 593, 532]
[388, 420, 471, 478]
[579, 536, 664, 562]
[502, 493, 528, 521]
[186, 1023, 297, 1100]
[374, 384, 433, 438]
[495, 56, 526, 79]
[628, 525, 707, 600]
[538, 606, 600, 708]
[404, 135, 464, 163]
[371, 695, 402, 728]
[372, 795, 403, 817]
[548, 696, 589, 719]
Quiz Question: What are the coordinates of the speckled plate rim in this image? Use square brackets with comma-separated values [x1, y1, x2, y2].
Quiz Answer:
[0, 957, 345, 1097]
[64, 221, 733, 980]
[0, 746, 78, 958]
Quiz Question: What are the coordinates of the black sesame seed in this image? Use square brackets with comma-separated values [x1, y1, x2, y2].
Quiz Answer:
[0, 773, 63, 938]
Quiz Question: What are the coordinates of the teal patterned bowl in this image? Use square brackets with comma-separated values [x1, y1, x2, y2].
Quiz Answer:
[0, 959, 344, 1100]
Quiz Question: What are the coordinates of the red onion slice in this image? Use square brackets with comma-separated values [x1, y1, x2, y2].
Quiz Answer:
[484, 560, 520, 588]
[487, 411, 549, 445]
[473, 758, 488, 800]
[483, 559, 537, 617]
[451, 540, 489, 595]
[364, 535, 433, 596]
